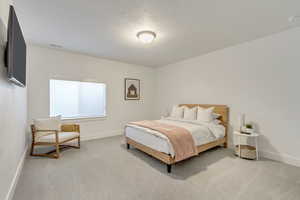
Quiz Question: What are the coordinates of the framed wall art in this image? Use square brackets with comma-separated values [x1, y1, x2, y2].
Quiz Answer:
[124, 78, 140, 100]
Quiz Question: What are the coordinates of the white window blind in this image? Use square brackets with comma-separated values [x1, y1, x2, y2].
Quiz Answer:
[50, 79, 106, 119]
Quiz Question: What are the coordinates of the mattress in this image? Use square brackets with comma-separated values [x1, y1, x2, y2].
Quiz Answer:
[125, 118, 225, 157]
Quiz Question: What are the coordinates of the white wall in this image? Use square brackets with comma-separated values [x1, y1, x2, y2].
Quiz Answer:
[0, 0, 28, 199]
[27, 45, 155, 140]
[155, 28, 300, 166]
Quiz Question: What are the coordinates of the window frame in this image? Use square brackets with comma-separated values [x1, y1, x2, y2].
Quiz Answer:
[49, 79, 107, 120]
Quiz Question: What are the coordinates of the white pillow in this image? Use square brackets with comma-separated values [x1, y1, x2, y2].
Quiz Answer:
[213, 113, 221, 119]
[170, 106, 184, 119]
[34, 116, 61, 131]
[183, 107, 197, 120]
[213, 119, 222, 125]
[197, 107, 214, 122]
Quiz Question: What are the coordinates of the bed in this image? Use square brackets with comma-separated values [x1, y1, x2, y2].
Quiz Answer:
[124, 104, 229, 173]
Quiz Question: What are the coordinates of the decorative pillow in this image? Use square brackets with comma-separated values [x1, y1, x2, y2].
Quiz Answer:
[213, 119, 222, 125]
[34, 116, 61, 131]
[213, 113, 221, 119]
[183, 106, 197, 120]
[170, 106, 184, 119]
[197, 107, 215, 122]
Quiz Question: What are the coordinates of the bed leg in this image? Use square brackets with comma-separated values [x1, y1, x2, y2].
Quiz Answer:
[224, 142, 228, 148]
[127, 143, 130, 149]
[167, 164, 172, 173]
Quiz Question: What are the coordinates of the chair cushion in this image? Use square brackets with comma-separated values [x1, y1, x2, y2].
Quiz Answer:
[36, 132, 79, 143]
[34, 116, 61, 137]
[34, 116, 61, 130]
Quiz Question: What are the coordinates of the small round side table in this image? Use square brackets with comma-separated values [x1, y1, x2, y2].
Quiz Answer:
[234, 131, 259, 160]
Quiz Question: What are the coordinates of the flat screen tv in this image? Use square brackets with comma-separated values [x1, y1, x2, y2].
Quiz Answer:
[5, 5, 26, 87]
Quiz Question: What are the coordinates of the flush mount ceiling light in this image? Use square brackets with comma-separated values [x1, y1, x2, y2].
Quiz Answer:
[289, 16, 300, 24]
[49, 43, 63, 48]
[136, 31, 156, 44]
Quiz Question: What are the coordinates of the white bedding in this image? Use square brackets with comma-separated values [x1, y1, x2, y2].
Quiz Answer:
[125, 118, 225, 157]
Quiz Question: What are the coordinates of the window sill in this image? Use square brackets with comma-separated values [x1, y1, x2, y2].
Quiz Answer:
[61, 116, 107, 122]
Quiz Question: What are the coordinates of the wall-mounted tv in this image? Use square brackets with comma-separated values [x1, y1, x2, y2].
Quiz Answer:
[5, 5, 26, 87]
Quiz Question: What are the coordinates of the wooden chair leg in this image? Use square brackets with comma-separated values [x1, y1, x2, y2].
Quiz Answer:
[78, 137, 81, 148]
[30, 144, 59, 159]
[54, 132, 60, 159]
[224, 142, 228, 148]
[30, 142, 35, 156]
[55, 143, 60, 159]
[30, 136, 80, 159]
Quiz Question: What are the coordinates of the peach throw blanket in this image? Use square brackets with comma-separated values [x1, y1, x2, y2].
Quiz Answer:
[129, 120, 198, 162]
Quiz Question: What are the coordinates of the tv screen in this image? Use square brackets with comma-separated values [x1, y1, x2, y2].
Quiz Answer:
[5, 5, 26, 87]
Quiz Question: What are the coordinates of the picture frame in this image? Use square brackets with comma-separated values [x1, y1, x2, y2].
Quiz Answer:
[124, 78, 140, 100]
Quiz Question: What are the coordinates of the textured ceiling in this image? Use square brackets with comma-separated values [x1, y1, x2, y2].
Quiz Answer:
[14, 0, 300, 67]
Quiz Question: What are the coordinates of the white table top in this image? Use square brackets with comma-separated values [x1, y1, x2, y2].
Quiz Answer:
[234, 131, 259, 137]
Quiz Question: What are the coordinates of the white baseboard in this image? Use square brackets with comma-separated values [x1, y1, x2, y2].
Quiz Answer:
[228, 143, 300, 167]
[5, 145, 28, 200]
[81, 129, 123, 141]
[260, 150, 300, 167]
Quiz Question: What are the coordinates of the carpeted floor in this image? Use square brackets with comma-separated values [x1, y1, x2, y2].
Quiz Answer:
[13, 136, 300, 200]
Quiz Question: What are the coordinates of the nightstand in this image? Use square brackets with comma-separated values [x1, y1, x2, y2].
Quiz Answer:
[234, 131, 259, 160]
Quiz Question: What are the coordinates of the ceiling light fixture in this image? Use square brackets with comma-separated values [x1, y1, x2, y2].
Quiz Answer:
[136, 31, 156, 44]
[49, 44, 62, 48]
[289, 16, 300, 24]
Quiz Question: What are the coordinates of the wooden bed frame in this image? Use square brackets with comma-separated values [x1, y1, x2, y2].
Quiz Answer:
[125, 104, 229, 173]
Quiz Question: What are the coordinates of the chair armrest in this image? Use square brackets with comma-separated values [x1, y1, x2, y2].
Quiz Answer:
[35, 130, 58, 132]
[34, 130, 59, 137]
[61, 124, 80, 133]
[30, 125, 59, 143]
[32, 129, 59, 141]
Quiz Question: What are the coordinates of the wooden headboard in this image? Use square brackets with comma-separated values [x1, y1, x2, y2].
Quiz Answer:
[178, 104, 229, 127]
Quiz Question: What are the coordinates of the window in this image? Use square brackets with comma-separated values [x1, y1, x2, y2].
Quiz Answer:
[50, 79, 106, 119]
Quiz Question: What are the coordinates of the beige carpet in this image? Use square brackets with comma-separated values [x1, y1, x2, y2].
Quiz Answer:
[13, 136, 300, 200]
